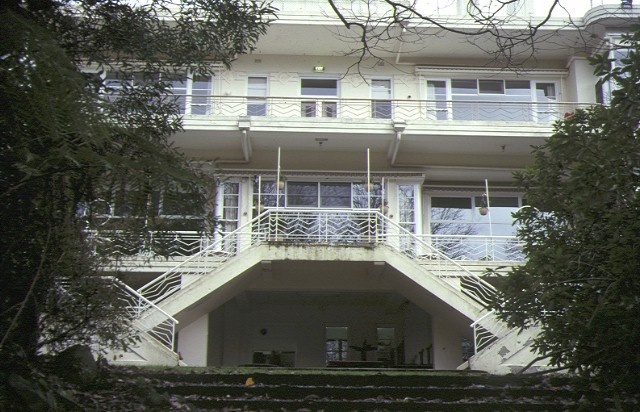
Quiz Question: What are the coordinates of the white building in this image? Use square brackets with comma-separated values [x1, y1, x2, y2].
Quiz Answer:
[103, 0, 638, 373]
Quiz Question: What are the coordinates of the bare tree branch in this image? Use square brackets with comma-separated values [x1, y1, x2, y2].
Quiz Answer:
[325, 0, 594, 76]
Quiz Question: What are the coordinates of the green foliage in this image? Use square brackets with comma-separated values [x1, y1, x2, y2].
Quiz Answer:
[0, 0, 275, 375]
[492, 22, 640, 400]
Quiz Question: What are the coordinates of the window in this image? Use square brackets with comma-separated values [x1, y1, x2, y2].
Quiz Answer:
[371, 79, 392, 118]
[597, 38, 628, 104]
[451, 79, 532, 121]
[253, 180, 382, 210]
[376, 327, 395, 364]
[427, 80, 448, 120]
[398, 185, 417, 233]
[429, 195, 521, 260]
[301, 78, 338, 118]
[247, 76, 267, 116]
[161, 191, 203, 217]
[103, 71, 149, 101]
[430, 195, 519, 236]
[320, 183, 351, 208]
[221, 183, 240, 234]
[287, 182, 319, 207]
[167, 73, 213, 115]
[535, 82, 557, 122]
[301, 79, 338, 95]
[190, 74, 213, 115]
[326, 327, 348, 363]
[428, 78, 557, 122]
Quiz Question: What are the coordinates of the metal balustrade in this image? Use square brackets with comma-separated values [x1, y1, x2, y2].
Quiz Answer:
[89, 230, 207, 257]
[112, 279, 178, 351]
[471, 310, 511, 354]
[136, 209, 499, 307]
[91, 229, 524, 262]
[418, 235, 525, 262]
[179, 95, 586, 124]
[57, 276, 178, 353]
[85, 208, 513, 358]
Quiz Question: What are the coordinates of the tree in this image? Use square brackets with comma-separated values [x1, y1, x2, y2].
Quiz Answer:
[325, 0, 621, 73]
[0, 0, 275, 377]
[491, 22, 640, 402]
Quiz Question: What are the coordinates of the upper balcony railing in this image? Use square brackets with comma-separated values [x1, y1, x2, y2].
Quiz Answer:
[91, 218, 525, 263]
[180, 95, 587, 124]
[263, 0, 632, 21]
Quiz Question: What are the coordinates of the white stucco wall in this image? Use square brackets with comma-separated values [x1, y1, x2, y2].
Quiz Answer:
[177, 313, 209, 366]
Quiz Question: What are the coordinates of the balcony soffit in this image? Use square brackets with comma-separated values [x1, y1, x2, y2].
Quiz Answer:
[256, 17, 594, 62]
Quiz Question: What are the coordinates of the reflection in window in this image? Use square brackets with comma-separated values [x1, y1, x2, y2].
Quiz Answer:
[398, 185, 416, 233]
[430, 195, 521, 259]
[287, 182, 319, 207]
[320, 183, 351, 208]
[430, 196, 519, 237]
[253, 180, 382, 210]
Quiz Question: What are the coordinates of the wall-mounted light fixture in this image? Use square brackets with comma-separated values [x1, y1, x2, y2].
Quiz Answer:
[313, 65, 325, 72]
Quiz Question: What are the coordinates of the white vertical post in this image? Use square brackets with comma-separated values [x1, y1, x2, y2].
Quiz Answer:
[276, 147, 281, 239]
[367, 148, 371, 241]
[367, 148, 371, 210]
[485, 179, 493, 238]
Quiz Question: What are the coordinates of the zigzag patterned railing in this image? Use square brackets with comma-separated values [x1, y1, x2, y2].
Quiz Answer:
[112, 278, 178, 352]
[470, 310, 512, 354]
[57, 276, 178, 354]
[133, 208, 508, 352]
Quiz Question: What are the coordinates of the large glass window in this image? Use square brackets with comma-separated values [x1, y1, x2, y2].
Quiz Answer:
[429, 195, 521, 260]
[428, 78, 557, 122]
[253, 180, 382, 210]
[320, 183, 351, 208]
[430, 195, 519, 236]
[287, 182, 319, 207]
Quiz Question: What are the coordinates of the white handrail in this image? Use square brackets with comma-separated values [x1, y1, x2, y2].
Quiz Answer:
[127, 208, 507, 355]
[174, 94, 589, 124]
[110, 277, 179, 351]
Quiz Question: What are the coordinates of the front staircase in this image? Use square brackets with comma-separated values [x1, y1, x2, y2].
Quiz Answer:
[116, 367, 584, 411]
[101, 209, 542, 372]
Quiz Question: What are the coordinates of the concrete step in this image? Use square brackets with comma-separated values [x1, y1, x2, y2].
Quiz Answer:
[125, 368, 583, 411]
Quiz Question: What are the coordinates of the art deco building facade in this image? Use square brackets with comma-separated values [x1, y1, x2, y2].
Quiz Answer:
[101, 0, 638, 372]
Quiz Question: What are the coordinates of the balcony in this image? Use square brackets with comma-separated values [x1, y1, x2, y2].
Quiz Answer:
[179, 94, 587, 124]
[91, 209, 525, 265]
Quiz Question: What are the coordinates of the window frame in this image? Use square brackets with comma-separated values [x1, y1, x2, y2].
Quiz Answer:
[424, 78, 558, 122]
[300, 77, 339, 118]
[247, 75, 268, 116]
[163, 71, 214, 116]
[371, 78, 393, 119]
